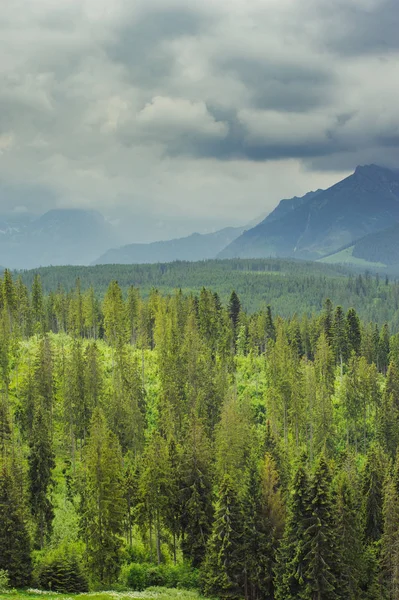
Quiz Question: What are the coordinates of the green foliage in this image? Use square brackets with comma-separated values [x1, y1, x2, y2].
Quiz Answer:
[202, 475, 244, 600]
[79, 408, 126, 584]
[34, 546, 88, 593]
[121, 562, 199, 591]
[0, 570, 9, 593]
[0, 463, 32, 587]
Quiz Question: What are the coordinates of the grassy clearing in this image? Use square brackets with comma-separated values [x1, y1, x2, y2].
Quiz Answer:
[0, 587, 204, 600]
[319, 245, 387, 268]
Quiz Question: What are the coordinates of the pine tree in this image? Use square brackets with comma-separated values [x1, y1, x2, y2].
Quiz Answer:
[242, 458, 273, 600]
[275, 459, 310, 600]
[321, 298, 333, 342]
[363, 443, 387, 544]
[378, 323, 390, 374]
[381, 475, 399, 600]
[335, 469, 364, 600]
[302, 456, 340, 600]
[103, 281, 127, 349]
[28, 399, 55, 548]
[0, 397, 11, 459]
[265, 305, 276, 343]
[228, 291, 241, 331]
[181, 418, 214, 567]
[332, 305, 347, 367]
[80, 408, 125, 584]
[0, 463, 32, 587]
[138, 431, 171, 564]
[31, 274, 45, 332]
[202, 474, 244, 600]
[346, 308, 361, 356]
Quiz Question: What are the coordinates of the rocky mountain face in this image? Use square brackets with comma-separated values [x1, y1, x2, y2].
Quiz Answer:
[219, 165, 399, 260]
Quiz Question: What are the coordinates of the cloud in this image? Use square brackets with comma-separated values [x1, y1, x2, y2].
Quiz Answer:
[0, 0, 398, 240]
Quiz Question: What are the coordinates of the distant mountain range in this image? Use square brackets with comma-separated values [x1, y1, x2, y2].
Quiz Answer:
[93, 226, 245, 265]
[0, 209, 117, 269]
[2, 164, 399, 271]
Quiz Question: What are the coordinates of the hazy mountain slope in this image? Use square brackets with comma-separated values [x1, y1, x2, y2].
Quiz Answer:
[220, 165, 399, 260]
[264, 189, 323, 224]
[0, 209, 117, 269]
[321, 222, 399, 271]
[93, 226, 245, 265]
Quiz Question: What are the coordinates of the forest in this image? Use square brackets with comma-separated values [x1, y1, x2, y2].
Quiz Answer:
[1, 268, 399, 599]
[18, 258, 399, 326]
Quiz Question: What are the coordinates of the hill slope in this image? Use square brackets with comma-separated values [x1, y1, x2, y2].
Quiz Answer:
[93, 226, 245, 265]
[220, 165, 399, 260]
[321, 222, 399, 271]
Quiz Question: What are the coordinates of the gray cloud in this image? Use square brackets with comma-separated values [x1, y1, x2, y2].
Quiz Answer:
[0, 0, 398, 241]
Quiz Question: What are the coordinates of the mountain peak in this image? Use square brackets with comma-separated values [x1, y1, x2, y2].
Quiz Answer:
[354, 163, 398, 177]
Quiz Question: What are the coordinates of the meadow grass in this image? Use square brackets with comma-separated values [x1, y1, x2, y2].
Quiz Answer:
[0, 586, 204, 600]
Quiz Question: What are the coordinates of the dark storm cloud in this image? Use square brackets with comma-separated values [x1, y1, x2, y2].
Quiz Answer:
[218, 56, 334, 112]
[0, 0, 398, 235]
[105, 7, 211, 87]
[318, 0, 399, 56]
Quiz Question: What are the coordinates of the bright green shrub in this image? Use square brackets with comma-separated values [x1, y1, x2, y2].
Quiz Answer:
[35, 547, 88, 593]
[122, 562, 199, 590]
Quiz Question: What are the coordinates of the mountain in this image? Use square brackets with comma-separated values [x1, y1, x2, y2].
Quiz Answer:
[93, 226, 245, 265]
[219, 164, 399, 260]
[321, 222, 399, 271]
[0, 209, 117, 269]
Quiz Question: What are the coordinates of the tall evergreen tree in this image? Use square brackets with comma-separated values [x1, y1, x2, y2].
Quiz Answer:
[181, 418, 214, 567]
[28, 399, 55, 548]
[302, 456, 340, 600]
[346, 308, 361, 356]
[80, 408, 125, 584]
[202, 474, 244, 600]
[0, 463, 32, 587]
[275, 459, 310, 600]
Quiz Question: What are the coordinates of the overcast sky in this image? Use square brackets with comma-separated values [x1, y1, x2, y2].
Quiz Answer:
[1, 0, 399, 242]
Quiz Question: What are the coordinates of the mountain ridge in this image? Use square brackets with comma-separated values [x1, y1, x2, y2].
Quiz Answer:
[92, 226, 245, 265]
[219, 164, 399, 260]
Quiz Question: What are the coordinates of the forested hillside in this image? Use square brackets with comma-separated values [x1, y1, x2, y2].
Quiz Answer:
[1, 269, 399, 598]
[17, 258, 399, 327]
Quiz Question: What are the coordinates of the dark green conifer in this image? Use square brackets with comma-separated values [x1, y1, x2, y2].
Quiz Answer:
[202, 474, 244, 600]
[275, 459, 310, 600]
[302, 457, 340, 600]
[0, 463, 32, 587]
[346, 308, 361, 355]
[28, 399, 55, 548]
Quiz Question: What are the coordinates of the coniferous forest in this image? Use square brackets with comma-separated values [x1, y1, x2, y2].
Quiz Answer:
[2, 269, 399, 599]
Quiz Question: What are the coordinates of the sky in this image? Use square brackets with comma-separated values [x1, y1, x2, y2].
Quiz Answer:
[1, 0, 399, 242]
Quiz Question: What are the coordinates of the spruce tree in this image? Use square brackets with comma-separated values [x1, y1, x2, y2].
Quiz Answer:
[80, 408, 125, 584]
[28, 399, 55, 548]
[242, 459, 273, 600]
[302, 456, 340, 600]
[363, 443, 387, 543]
[275, 459, 310, 600]
[0, 463, 32, 587]
[335, 469, 364, 600]
[228, 291, 241, 331]
[381, 475, 399, 600]
[202, 474, 244, 600]
[346, 308, 361, 356]
[181, 418, 213, 567]
[332, 305, 347, 367]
